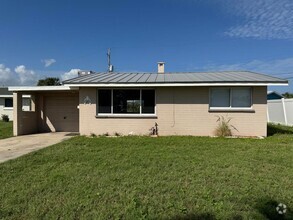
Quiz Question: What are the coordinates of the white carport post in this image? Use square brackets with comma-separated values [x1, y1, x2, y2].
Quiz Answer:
[13, 92, 22, 136]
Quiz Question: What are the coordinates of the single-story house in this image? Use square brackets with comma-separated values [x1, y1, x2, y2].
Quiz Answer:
[0, 87, 30, 121]
[267, 91, 284, 100]
[9, 63, 288, 137]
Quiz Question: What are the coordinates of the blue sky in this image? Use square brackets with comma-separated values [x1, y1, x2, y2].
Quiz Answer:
[0, 0, 292, 92]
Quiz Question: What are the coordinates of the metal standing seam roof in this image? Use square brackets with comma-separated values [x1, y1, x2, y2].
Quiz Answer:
[62, 71, 288, 84]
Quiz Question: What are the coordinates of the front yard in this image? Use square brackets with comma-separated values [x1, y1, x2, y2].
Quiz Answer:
[0, 121, 13, 139]
[0, 131, 292, 219]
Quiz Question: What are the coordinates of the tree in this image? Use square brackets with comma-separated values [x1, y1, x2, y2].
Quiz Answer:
[37, 77, 61, 86]
[282, 92, 293, 98]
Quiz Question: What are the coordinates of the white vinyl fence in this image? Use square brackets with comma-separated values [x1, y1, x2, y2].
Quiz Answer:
[267, 98, 293, 126]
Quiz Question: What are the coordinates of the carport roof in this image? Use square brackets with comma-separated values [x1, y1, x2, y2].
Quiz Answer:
[0, 87, 12, 96]
[8, 86, 78, 92]
[62, 71, 288, 86]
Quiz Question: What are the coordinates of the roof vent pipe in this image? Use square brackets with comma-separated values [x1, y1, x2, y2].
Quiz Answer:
[157, 62, 165, 74]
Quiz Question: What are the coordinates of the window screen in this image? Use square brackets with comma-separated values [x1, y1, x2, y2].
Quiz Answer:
[231, 88, 251, 107]
[210, 87, 252, 108]
[210, 88, 230, 107]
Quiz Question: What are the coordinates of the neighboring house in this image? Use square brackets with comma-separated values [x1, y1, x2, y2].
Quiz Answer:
[267, 91, 284, 100]
[0, 87, 13, 120]
[0, 87, 31, 121]
[9, 63, 288, 137]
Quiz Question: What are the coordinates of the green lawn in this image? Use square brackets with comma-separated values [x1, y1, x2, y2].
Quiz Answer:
[0, 131, 292, 219]
[0, 121, 13, 139]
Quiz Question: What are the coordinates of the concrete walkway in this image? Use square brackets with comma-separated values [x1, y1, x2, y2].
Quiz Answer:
[0, 132, 76, 163]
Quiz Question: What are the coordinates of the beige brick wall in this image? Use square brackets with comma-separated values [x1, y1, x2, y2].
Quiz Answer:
[13, 92, 38, 136]
[79, 86, 267, 137]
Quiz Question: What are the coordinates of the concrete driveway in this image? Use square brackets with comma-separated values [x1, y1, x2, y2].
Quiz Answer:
[0, 132, 76, 163]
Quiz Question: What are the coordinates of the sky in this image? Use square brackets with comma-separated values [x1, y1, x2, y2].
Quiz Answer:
[0, 0, 292, 92]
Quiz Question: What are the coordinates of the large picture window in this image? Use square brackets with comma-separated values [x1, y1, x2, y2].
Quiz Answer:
[113, 90, 140, 114]
[210, 87, 252, 109]
[97, 89, 155, 115]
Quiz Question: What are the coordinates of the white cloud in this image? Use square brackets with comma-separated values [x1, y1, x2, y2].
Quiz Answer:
[15, 65, 28, 74]
[42, 58, 56, 67]
[61, 69, 80, 81]
[204, 57, 293, 76]
[14, 65, 39, 85]
[221, 0, 293, 39]
[202, 57, 293, 92]
[0, 64, 81, 86]
[0, 64, 13, 85]
[0, 64, 40, 86]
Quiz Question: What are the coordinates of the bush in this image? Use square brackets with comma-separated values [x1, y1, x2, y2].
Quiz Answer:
[214, 115, 237, 137]
[1, 114, 9, 122]
[114, 132, 121, 136]
[267, 123, 293, 136]
[99, 132, 109, 137]
[90, 133, 97, 138]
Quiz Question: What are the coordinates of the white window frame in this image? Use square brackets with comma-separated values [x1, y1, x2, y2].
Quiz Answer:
[209, 87, 253, 110]
[97, 88, 156, 117]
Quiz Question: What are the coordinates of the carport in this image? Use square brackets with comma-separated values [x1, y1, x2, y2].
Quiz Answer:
[9, 86, 79, 136]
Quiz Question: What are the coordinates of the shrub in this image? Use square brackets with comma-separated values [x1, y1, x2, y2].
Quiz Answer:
[99, 132, 109, 137]
[267, 123, 293, 136]
[114, 132, 121, 137]
[214, 115, 237, 137]
[1, 114, 9, 122]
[90, 133, 97, 138]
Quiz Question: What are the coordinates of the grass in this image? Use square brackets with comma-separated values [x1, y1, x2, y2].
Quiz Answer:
[0, 132, 292, 219]
[0, 121, 13, 139]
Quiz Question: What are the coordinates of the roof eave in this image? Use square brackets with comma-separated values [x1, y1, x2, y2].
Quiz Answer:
[8, 86, 79, 92]
[65, 82, 288, 88]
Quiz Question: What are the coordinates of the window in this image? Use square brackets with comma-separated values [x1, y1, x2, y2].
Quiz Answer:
[210, 88, 230, 108]
[210, 87, 252, 109]
[142, 90, 155, 114]
[98, 90, 111, 113]
[113, 90, 140, 114]
[97, 89, 156, 115]
[22, 95, 34, 112]
[231, 88, 251, 107]
[4, 98, 13, 108]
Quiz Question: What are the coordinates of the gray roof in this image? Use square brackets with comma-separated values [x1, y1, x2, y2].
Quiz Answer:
[0, 87, 12, 95]
[267, 90, 284, 96]
[63, 71, 288, 84]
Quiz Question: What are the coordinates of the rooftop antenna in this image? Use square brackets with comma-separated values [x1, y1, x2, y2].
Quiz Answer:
[107, 48, 114, 72]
